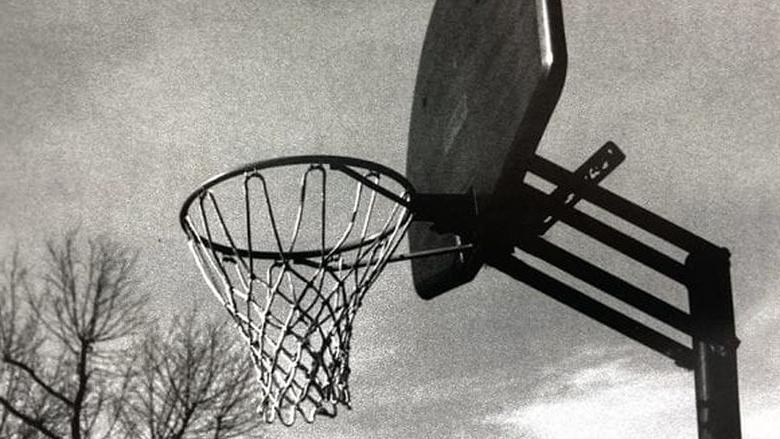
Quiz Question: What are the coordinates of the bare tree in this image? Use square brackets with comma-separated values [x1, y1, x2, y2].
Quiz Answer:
[1, 248, 68, 439]
[121, 311, 266, 439]
[0, 231, 146, 439]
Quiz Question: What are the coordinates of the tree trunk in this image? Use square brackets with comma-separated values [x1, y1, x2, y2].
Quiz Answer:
[70, 343, 90, 439]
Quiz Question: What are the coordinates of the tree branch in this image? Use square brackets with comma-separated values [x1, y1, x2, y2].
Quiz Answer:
[0, 395, 63, 439]
[2, 356, 73, 407]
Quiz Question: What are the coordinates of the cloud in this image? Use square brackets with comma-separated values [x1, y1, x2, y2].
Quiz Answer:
[742, 287, 780, 338]
[744, 405, 780, 439]
[484, 351, 697, 439]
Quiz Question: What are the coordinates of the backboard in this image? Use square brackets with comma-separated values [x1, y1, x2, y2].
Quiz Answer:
[407, 0, 567, 299]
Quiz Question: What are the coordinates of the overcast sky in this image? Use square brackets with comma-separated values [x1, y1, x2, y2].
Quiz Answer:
[1, 1, 778, 438]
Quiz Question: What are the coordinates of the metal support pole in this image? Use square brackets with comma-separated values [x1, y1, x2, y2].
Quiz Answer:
[686, 248, 741, 439]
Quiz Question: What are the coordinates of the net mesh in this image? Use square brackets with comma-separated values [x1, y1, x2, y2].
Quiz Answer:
[181, 160, 412, 425]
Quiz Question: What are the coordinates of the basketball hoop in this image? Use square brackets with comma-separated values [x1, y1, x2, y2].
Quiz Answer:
[179, 156, 414, 425]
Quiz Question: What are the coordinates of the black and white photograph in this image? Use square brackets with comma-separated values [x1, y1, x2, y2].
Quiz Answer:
[1, 1, 777, 438]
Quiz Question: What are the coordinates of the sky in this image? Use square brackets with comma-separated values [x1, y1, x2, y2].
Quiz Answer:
[1, 0, 778, 438]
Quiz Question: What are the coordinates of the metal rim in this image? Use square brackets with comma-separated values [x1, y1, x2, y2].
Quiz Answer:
[179, 155, 415, 260]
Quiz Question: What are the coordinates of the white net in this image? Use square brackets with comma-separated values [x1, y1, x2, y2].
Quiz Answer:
[180, 158, 413, 425]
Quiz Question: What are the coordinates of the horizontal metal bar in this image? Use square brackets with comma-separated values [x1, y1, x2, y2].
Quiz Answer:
[285, 244, 475, 270]
[386, 243, 475, 263]
[488, 254, 695, 369]
[529, 155, 717, 253]
[517, 236, 694, 336]
[520, 185, 689, 284]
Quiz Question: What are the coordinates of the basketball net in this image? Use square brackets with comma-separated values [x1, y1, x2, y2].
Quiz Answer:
[181, 159, 412, 425]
